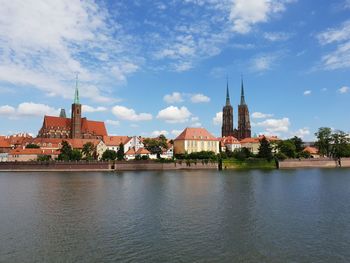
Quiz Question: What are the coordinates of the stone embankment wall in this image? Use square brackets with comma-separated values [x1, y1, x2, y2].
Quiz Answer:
[339, 158, 350, 168]
[279, 158, 339, 169]
[0, 161, 218, 172]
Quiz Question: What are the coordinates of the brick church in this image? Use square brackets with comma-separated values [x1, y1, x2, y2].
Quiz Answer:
[38, 81, 107, 139]
[222, 78, 251, 140]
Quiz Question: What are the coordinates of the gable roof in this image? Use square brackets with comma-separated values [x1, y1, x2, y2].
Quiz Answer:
[81, 118, 107, 136]
[125, 147, 136, 155]
[136, 148, 150, 155]
[303, 146, 319, 155]
[43, 116, 71, 129]
[103, 136, 130, 146]
[175, 128, 219, 141]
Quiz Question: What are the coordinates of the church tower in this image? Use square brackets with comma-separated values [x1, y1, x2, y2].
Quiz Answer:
[237, 78, 251, 140]
[221, 80, 234, 137]
[71, 75, 82, 139]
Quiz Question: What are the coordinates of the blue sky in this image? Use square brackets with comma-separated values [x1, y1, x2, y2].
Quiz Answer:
[0, 0, 349, 140]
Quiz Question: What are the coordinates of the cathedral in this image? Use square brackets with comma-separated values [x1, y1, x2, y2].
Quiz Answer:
[221, 79, 251, 140]
[37, 80, 107, 139]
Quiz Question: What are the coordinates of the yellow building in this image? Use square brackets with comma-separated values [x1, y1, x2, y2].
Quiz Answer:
[174, 127, 220, 154]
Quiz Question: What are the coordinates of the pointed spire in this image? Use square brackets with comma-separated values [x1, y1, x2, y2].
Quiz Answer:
[226, 76, 231, 106]
[240, 75, 246, 105]
[74, 73, 80, 104]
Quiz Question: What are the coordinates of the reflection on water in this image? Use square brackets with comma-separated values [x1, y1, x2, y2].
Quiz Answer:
[1, 169, 350, 262]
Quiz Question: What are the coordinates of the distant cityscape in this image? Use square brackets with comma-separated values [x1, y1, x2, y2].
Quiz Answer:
[0, 78, 321, 162]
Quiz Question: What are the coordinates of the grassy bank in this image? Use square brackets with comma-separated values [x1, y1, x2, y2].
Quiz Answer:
[222, 158, 277, 169]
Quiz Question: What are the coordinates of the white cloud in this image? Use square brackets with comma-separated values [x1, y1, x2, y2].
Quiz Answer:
[0, 0, 139, 102]
[111, 62, 139, 83]
[82, 105, 107, 113]
[255, 117, 291, 133]
[250, 54, 277, 71]
[112, 105, 152, 121]
[163, 92, 184, 104]
[264, 32, 292, 41]
[338, 86, 349, 94]
[171, 129, 183, 137]
[17, 102, 59, 117]
[105, 120, 120, 126]
[151, 130, 169, 137]
[304, 90, 312, 96]
[317, 20, 350, 70]
[252, 112, 274, 119]
[0, 102, 59, 118]
[190, 93, 210, 103]
[157, 106, 192, 123]
[229, 0, 295, 34]
[291, 128, 310, 139]
[0, 105, 16, 115]
[213, 112, 223, 126]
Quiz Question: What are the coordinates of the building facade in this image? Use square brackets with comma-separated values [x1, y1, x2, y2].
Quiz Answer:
[174, 127, 220, 154]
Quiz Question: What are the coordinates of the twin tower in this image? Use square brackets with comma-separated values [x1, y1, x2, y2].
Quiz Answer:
[222, 79, 251, 140]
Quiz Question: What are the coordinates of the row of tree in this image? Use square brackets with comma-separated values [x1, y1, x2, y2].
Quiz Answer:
[315, 127, 350, 158]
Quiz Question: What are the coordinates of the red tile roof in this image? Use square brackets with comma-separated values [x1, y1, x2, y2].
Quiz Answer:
[42, 116, 107, 136]
[303, 146, 318, 155]
[81, 118, 107, 136]
[103, 136, 130, 146]
[221, 136, 240, 145]
[175, 128, 219, 141]
[0, 138, 11, 148]
[68, 139, 102, 149]
[136, 148, 150, 155]
[125, 148, 136, 155]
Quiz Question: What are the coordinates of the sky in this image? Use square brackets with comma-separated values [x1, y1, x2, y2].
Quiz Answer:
[0, 0, 349, 140]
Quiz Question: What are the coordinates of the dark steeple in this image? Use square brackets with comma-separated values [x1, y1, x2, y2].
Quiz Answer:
[222, 78, 234, 137]
[240, 76, 246, 105]
[59, 108, 66, 118]
[226, 78, 231, 106]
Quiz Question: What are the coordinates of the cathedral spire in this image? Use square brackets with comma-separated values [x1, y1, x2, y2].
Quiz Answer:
[74, 73, 80, 104]
[240, 76, 246, 105]
[226, 78, 231, 106]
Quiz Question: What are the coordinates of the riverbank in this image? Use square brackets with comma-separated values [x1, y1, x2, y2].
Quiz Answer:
[1, 158, 350, 171]
[0, 160, 218, 172]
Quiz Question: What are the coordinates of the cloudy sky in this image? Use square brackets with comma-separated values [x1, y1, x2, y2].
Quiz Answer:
[0, 0, 349, 140]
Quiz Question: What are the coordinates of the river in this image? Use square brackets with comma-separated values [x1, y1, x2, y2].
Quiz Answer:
[1, 169, 350, 262]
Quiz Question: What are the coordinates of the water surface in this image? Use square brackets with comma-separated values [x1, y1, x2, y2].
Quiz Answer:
[1, 169, 350, 262]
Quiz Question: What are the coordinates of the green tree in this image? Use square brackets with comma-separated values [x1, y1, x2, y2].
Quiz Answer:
[315, 127, 332, 157]
[278, 140, 296, 158]
[70, 149, 82, 161]
[232, 148, 252, 161]
[26, 143, 40, 149]
[101, 149, 117, 161]
[117, 143, 125, 161]
[58, 140, 72, 161]
[82, 142, 95, 160]
[290, 136, 304, 153]
[331, 130, 350, 158]
[37, 155, 51, 161]
[258, 137, 273, 161]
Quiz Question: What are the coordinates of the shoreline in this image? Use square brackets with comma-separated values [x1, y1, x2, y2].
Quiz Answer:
[0, 158, 349, 172]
